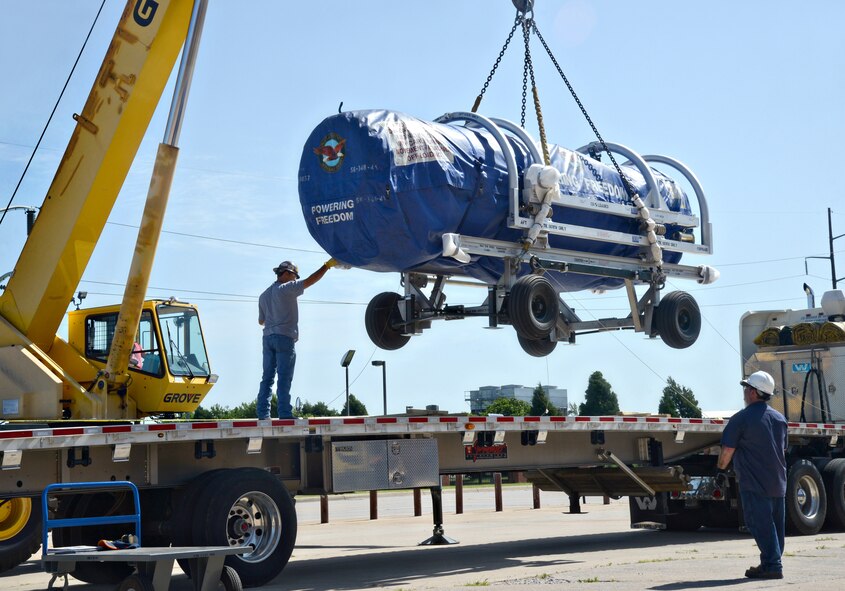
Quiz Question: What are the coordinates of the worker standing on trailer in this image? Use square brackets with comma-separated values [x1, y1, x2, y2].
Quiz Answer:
[257, 259, 336, 419]
[717, 370, 788, 580]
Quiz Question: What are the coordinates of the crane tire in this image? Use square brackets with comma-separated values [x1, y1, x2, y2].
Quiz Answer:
[0, 497, 41, 573]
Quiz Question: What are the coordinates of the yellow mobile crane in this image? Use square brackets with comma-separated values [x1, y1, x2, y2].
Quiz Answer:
[0, 0, 214, 423]
[0, 0, 216, 572]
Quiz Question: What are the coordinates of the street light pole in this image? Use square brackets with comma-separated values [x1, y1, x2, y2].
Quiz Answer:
[340, 350, 355, 416]
[372, 360, 387, 415]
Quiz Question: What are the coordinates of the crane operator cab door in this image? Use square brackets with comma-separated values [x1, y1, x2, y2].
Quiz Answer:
[68, 300, 216, 417]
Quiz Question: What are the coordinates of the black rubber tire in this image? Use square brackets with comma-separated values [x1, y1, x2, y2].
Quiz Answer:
[0, 497, 42, 573]
[221, 565, 244, 591]
[786, 460, 827, 535]
[654, 290, 701, 349]
[53, 492, 134, 584]
[117, 574, 155, 591]
[171, 469, 228, 577]
[516, 334, 557, 357]
[822, 458, 845, 530]
[191, 468, 297, 588]
[508, 275, 558, 340]
[365, 292, 410, 350]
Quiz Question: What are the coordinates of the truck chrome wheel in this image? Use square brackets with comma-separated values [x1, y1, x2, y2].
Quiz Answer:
[786, 460, 827, 535]
[191, 468, 297, 587]
[224, 491, 281, 562]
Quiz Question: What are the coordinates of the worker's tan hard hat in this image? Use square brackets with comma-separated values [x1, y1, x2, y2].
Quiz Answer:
[273, 261, 299, 278]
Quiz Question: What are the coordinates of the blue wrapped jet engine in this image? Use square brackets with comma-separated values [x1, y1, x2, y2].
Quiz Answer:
[298, 109, 694, 292]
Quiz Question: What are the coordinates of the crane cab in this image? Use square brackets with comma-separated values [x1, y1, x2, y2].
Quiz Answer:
[67, 299, 216, 416]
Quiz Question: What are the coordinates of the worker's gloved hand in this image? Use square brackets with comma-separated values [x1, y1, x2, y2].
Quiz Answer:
[325, 258, 338, 268]
[714, 471, 730, 489]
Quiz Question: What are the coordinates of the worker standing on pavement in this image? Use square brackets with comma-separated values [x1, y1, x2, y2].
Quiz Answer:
[257, 259, 336, 419]
[717, 370, 788, 580]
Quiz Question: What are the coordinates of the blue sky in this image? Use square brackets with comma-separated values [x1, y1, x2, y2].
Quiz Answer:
[2, 1, 844, 416]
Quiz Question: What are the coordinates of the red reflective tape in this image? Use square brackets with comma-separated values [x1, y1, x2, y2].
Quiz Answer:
[496, 416, 514, 423]
[148, 424, 176, 431]
[622, 417, 638, 423]
[523, 417, 540, 422]
[376, 417, 398, 424]
[598, 417, 615, 422]
[575, 417, 591, 422]
[308, 419, 331, 425]
[232, 421, 258, 428]
[51, 428, 84, 436]
[469, 417, 487, 423]
[191, 422, 218, 429]
[343, 418, 365, 424]
[438, 416, 458, 423]
[805, 423, 818, 429]
[409, 417, 429, 423]
[787, 422, 800, 428]
[0, 430, 33, 439]
[645, 417, 660, 423]
[272, 419, 296, 426]
[668, 418, 682, 423]
[689, 418, 703, 424]
[550, 416, 567, 422]
[710, 419, 724, 424]
[824, 424, 834, 429]
[102, 425, 132, 434]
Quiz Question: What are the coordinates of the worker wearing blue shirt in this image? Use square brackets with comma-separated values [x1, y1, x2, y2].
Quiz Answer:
[718, 370, 788, 580]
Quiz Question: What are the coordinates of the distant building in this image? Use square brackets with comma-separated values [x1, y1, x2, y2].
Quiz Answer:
[465, 384, 567, 415]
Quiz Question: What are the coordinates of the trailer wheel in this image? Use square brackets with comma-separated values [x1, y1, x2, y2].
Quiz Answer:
[509, 275, 558, 340]
[822, 458, 845, 530]
[516, 334, 557, 357]
[170, 469, 227, 576]
[53, 492, 134, 584]
[117, 574, 155, 591]
[0, 497, 41, 573]
[654, 291, 701, 349]
[365, 292, 410, 350]
[220, 566, 244, 591]
[191, 468, 297, 587]
[786, 460, 827, 535]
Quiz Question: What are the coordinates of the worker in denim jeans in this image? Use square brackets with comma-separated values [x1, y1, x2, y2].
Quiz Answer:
[256, 259, 335, 419]
[717, 370, 788, 580]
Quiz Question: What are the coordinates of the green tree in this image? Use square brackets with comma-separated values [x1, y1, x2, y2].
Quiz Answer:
[579, 371, 620, 416]
[486, 397, 531, 416]
[299, 400, 339, 417]
[567, 402, 580, 416]
[530, 383, 559, 415]
[658, 377, 702, 418]
[341, 393, 368, 416]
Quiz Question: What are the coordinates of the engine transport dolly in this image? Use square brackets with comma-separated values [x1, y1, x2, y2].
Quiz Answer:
[40, 481, 246, 591]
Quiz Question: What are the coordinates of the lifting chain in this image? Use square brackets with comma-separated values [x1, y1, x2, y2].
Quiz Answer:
[472, 15, 520, 114]
[521, 14, 550, 165]
[530, 22, 637, 202]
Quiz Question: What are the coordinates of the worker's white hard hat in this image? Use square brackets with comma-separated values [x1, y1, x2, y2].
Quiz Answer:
[740, 370, 776, 398]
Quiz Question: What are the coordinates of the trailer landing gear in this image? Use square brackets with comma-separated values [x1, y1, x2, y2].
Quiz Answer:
[419, 487, 458, 546]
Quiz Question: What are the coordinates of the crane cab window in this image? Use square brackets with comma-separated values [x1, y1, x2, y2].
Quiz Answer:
[157, 304, 210, 378]
[85, 311, 162, 376]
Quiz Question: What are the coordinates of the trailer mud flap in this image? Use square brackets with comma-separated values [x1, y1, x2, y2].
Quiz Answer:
[629, 492, 669, 529]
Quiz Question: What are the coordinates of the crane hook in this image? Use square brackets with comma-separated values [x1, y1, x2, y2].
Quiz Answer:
[512, 0, 534, 15]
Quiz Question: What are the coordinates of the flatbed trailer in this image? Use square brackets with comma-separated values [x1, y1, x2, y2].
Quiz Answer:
[1, 413, 843, 586]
